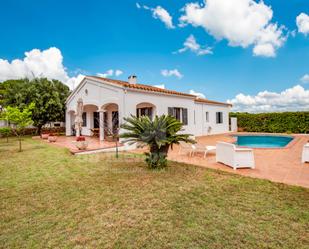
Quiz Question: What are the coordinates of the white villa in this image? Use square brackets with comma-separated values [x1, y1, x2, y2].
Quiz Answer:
[65, 75, 232, 140]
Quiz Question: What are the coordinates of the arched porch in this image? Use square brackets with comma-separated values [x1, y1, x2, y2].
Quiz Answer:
[99, 103, 119, 141]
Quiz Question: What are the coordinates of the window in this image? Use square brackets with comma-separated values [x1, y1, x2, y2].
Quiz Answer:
[205, 112, 209, 122]
[93, 112, 99, 128]
[136, 107, 153, 119]
[168, 107, 188, 125]
[82, 112, 87, 127]
[112, 111, 119, 134]
[216, 112, 223, 124]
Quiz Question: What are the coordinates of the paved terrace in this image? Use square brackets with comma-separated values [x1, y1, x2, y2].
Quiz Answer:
[36, 133, 309, 188]
[35, 136, 121, 154]
[168, 133, 309, 188]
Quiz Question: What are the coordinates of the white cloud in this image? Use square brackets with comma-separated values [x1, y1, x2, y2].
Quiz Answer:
[161, 69, 183, 79]
[153, 84, 165, 89]
[97, 69, 123, 78]
[66, 74, 85, 90]
[137, 4, 175, 29]
[179, 0, 287, 57]
[189, 89, 206, 98]
[301, 74, 309, 84]
[176, 34, 213, 56]
[253, 43, 275, 57]
[296, 13, 309, 35]
[227, 85, 309, 112]
[0, 47, 84, 89]
[136, 2, 141, 9]
[152, 6, 175, 29]
[115, 69, 123, 76]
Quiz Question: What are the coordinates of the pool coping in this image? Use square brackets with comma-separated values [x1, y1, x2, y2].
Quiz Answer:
[229, 133, 298, 150]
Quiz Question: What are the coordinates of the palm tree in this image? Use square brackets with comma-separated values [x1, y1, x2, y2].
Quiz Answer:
[120, 115, 195, 168]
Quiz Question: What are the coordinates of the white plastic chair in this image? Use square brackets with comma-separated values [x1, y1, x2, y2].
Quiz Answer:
[216, 142, 255, 170]
[178, 141, 194, 156]
[302, 143, 309, 163]
[205, 145, 216, 158]
[191, 144, 216, 158]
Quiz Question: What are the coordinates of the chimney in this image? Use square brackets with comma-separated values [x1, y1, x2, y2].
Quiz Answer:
[128, 75, 137, 84]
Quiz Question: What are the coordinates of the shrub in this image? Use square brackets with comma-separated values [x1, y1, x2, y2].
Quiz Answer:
[20, 127, 65, 136]
[0, 127, 12, 142]
[230, 112, 309, 134]
[120, 115, 195, 169]
[145, 152, 168, 169]
[0, 104, 34, 152]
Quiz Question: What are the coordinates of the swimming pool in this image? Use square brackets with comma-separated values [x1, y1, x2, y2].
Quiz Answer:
[234, 135, 293, 148]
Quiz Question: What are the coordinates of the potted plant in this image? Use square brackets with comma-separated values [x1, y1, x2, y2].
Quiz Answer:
[48, 133, 57, 142]
[75, 136, 89, 150]
[41, 132, 49, 139]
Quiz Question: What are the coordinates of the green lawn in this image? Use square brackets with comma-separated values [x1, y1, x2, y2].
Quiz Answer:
[1, 138, 308, 249]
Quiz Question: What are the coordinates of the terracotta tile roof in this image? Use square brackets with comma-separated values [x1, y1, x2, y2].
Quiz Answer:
[195, 98, 232, 107]
[87, 76, 195, 97]
[86, 76, 232, 107]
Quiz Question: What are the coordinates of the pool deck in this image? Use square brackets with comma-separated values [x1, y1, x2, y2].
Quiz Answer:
[167, 133, 309, 188]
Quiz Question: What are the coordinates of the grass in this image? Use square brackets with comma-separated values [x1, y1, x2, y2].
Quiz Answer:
[0, 137, 309, 249]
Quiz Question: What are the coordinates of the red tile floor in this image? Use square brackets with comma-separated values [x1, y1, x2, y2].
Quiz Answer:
[36, 136, 120, 154]
[36, 133, 309, 188]
[168, 133, 309, 188]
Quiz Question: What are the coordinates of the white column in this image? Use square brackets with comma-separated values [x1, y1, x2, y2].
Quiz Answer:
[99, 110, 104, 141]
[118, 106, 125, 144]
[65, 111, 72, 136]
[76, 127, 80, 137]
[230, 117, 238, 132]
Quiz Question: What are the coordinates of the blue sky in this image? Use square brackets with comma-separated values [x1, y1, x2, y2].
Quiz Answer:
[0, 0, 308, 112]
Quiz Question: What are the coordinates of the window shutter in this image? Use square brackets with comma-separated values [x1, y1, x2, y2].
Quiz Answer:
[182, 108, 188, 125]
[149, 108, 153, 120]
[82, 112, 87, 127]
[216, 112, 223, 124]
[168, 107, 173, 116]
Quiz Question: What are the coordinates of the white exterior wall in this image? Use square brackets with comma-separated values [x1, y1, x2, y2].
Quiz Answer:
[66, 78, 230, 137]
[66, 78, 125, 137]
[194, 103, 230, 136]
[0, 120, 8, 127]
[124, 90, 196, 135]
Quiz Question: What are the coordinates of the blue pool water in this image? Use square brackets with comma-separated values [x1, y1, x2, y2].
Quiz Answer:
[234, 135, 293, 148]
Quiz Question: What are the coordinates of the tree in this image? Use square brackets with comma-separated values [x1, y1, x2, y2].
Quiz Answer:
[0, 104, 34, 152]
[0, 78, 70, 134]
[120, 115, 195, 169]
[0, 127, 11, 143]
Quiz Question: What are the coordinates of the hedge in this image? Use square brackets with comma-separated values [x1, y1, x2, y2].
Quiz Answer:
[0, 127, 65, 137]
[230, 112, 309, 134]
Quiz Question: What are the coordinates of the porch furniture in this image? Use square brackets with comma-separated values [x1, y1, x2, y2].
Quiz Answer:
[302, 143, 309, 163]
[216, 142, 255, 170]
[91, 128, 100, 137]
